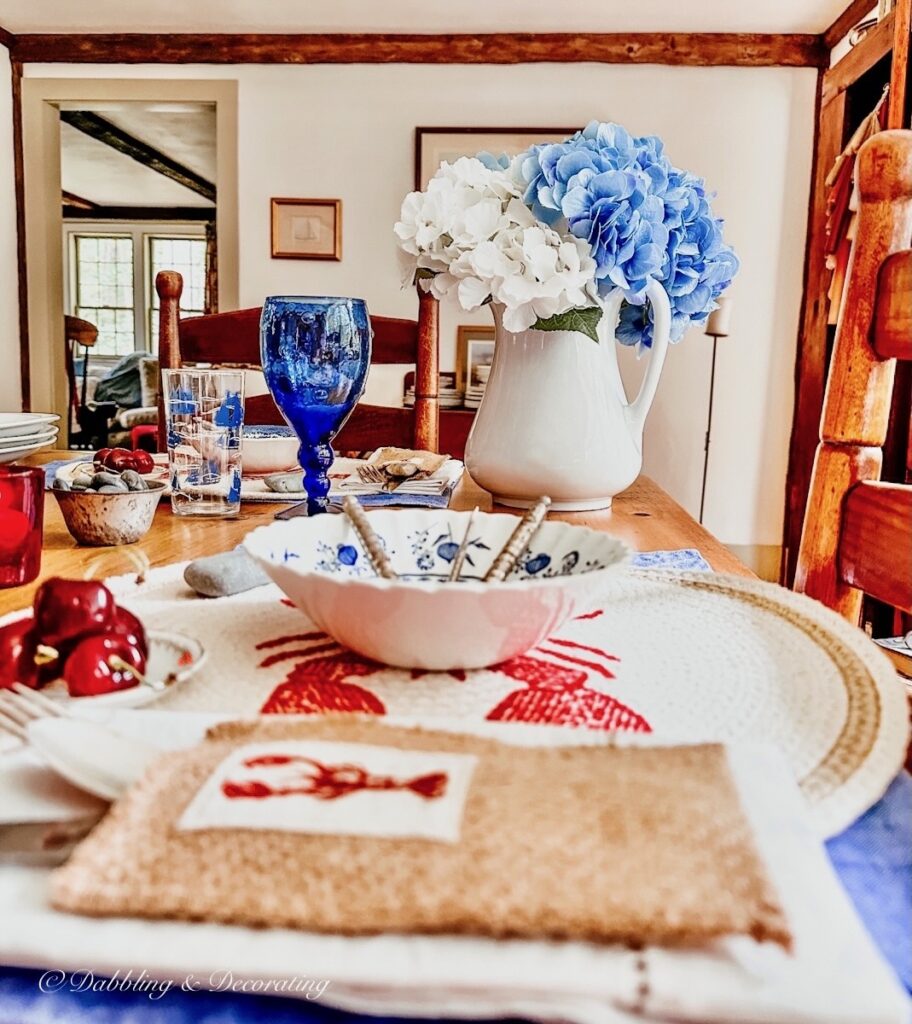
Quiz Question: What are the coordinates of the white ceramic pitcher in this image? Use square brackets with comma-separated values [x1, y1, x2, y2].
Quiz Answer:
[464, 279, 672, 510]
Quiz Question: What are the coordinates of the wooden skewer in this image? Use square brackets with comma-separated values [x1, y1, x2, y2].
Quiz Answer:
[341, 496, 398, 579]
[484, 496, 552, 582]
[447, 506, 478, 582]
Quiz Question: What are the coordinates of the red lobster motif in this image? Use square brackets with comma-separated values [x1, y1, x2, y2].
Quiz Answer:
[222, 754, 447, 801]
[255, 609, 650, 733]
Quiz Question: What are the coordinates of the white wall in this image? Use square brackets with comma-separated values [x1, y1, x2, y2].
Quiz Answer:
[25, 61, 816, 548]
[0, 47, 21, 411]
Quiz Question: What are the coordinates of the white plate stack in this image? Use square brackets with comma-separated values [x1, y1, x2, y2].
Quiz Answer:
[403, 373, 464, 410]
[0, 413, 60, 464]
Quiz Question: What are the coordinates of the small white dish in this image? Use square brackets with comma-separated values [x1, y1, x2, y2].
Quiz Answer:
[0, 413, 59, 439]
[244, 510, 630, 670]
[42, 629, 206, 709]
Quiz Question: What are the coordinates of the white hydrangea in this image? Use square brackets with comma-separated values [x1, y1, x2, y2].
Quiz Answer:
[395, 157, 597, 332]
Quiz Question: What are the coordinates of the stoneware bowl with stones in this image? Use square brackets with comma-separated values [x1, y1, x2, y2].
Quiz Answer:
[52, 481, 166, 546]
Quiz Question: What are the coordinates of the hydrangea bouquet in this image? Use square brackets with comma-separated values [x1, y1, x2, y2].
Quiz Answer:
[395, 121, 739, 349]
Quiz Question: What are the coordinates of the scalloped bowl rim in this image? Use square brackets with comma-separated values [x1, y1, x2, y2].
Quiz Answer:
[242, 510, 632, 596]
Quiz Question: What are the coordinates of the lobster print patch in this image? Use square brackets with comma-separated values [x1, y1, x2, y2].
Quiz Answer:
[178, 741, 478, 842]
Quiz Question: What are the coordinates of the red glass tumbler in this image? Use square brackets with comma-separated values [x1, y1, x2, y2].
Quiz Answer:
[0, 465, 45, 588]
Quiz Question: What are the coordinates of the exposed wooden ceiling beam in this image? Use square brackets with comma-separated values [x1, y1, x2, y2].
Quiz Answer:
[823, 0, 878, 50]
[62, 189, 97, 210]
[63, 205, 215, 221]
[0, 24, 14, 49]
[60, 110, 216, 203]
[12, 32, 828, 67]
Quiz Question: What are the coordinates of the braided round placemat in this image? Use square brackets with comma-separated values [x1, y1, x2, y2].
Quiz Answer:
[4, 564, 907, 837]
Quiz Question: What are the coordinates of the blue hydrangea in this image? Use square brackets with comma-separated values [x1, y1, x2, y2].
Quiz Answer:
[513, 121, 739, 348]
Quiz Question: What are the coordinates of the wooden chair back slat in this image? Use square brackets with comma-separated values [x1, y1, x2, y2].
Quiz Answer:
[335, 407, 416, 451]
[873, 250, 912, 359]
[179, 307, 261, 364]
[840, 482, 912, 613]
[179, 308, 421, 366]
[155, 271, 440, 453]
[795, 130, 912, 624]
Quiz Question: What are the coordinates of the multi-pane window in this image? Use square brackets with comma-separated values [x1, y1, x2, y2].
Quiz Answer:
[73, 235, 135, 357]
[66, 224, 207, 356]
[148, 236, 207, 343]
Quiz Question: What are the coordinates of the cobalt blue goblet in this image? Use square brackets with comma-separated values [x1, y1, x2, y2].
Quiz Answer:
[260, 297, 372, 515]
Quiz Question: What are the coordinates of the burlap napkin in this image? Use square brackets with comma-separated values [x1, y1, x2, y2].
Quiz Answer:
[50, 718, 791, 950]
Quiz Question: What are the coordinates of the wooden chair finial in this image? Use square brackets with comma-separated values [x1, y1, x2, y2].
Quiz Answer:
[856, 129, 912, 203]
[156, 271, 185, 452]
[155, 270, 183, 304]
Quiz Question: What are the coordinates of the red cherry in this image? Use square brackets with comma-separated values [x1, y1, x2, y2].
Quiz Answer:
[33, 578, 116, 648]
[0, 618, 58, 689]
[93, 447, 112, 470]
[129, 450, 154, 475]
[64, 634, 146, 697]
[104, 449, 135, 473]
[110, 606, 148, 657]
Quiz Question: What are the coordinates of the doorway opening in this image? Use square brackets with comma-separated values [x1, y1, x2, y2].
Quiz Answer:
[61, 100, 215, 447]
[21, 79, 238, 434]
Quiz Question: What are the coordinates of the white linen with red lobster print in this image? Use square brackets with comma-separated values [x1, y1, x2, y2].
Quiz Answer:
[103, 563, 652, 733]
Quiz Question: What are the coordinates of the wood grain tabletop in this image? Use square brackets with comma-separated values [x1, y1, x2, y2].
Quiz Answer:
[0, 452, 751, 617]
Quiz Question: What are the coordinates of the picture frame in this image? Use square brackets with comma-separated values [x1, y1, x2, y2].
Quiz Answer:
[270, 198, 341, 261]
[415, 126, 578, 190]
[456, 324, 496, 395]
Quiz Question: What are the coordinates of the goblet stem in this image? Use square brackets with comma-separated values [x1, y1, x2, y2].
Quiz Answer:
[300, 441, 333, 515]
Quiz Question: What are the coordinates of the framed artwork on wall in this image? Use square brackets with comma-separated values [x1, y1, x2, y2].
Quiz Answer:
[456, 324, 496, 394]
[270, 198, 341, 261]
[414, 126, 578, 189]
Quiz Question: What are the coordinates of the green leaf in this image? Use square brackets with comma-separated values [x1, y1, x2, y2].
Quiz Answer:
[414, 268, 436, 281]
[532, 307, 602, 343]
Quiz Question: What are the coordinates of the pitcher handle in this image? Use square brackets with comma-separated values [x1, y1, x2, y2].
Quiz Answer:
[623, 278, 671, 438]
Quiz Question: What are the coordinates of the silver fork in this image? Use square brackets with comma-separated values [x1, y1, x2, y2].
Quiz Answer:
[0, 684, 67, 742]
[356, 464, 386, 485]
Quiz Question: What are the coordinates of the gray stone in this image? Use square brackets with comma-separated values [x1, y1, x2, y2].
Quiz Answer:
[90, 472, 126, 491]
[184, 547, 271, 598]
[53, 478, 71, 491]
[120, 470, 148, 492]
[264, 471, 305, 494]
[71, 473, 94, 491]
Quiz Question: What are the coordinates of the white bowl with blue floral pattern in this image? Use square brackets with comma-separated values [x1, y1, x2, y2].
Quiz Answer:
[243, 509, 630, 670]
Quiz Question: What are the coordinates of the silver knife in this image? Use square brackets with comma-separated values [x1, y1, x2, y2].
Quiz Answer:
[0, 812, 105, 866]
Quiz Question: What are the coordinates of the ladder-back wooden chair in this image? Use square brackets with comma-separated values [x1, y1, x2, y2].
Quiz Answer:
[155, 271, 441, 454]
[64, 314, 108, 449]
[795, 131, 912, 632]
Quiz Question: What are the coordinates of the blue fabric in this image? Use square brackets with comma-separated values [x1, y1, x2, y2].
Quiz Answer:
[826, 771, 912, 990]
[632, 548, 710, 571]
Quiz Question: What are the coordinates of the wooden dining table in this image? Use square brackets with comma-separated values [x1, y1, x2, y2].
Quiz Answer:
[0, 451, 751, 617]
[3, 453, 911, 1024]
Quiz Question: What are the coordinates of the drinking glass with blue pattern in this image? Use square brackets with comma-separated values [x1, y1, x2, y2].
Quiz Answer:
[162, 368, 245, 517]
[260, 297, 372, 515]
